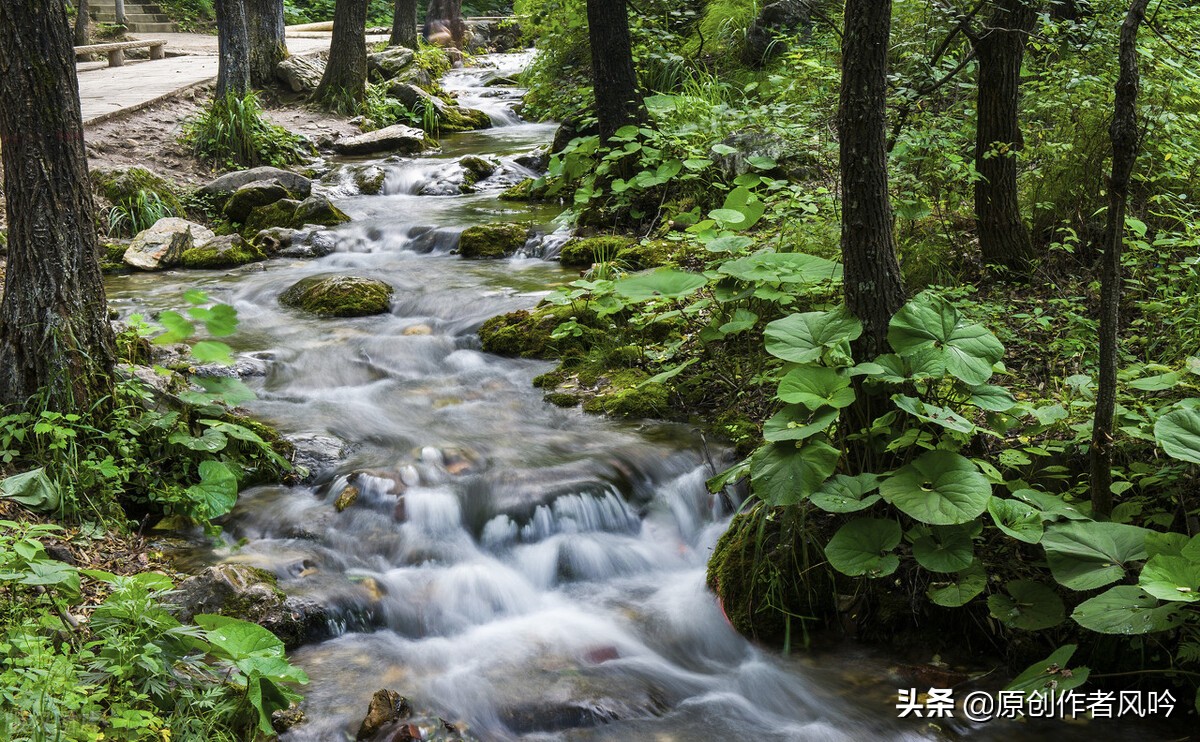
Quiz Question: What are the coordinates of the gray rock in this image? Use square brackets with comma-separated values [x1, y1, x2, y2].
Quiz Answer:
[349, 164, 387, 195]
[124, 218, 214, 271]
[225, 179, 292, 222]
[368, 46, 415, 80]
[254, 227, 297, 255]
[333, 125, 428, 156]
[287, 433, 351, 479]
[279, 274, 394, 317]
[169, 563, 329, 650]
[279, 229, 338, 259]
[386, 82, 446, 114]
[276, 55, 326, 93]
[179, 233, 268, 269]
[514, 148, 549, 173]
[198, 166, 312, 201]
[294, 194, 350, 227]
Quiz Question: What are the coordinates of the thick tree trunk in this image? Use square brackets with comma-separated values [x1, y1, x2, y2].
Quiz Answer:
[1091, 0, 1150, 519]
[974, 0, 1037, 273]
[315, 0, 368, 111]
[391, 0, 419, 48]
[586, 0, 646, 142]
[216, 0, 251, 98]
[74, 0, 90, 46]
[839, 0, 906, 362]
[425, 0, 466, 48]
[0, 0, 115, 413]
[1051, 0, 1091, 21]
[246, 0, 287, 88]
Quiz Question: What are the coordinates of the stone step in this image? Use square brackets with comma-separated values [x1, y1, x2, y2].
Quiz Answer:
[90, 3, 166, 12]
[92, 12, 172, 23]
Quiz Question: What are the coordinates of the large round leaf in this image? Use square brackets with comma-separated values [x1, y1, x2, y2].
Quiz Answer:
[1154, 408, 1200, 465]
[988, 497, 1044, 544]
[1041, 521, 1150, 591]
[718, 252, 843, 285]
[912, 524, 976, 572]
[987, 580, 1065, 630]
[927, 562, 987, 607]
[887, 292, 1004, 385]
[763, 406, 839, 443]
[764, 309, 862, 364]
[810, 473, 881, 513]
[777, 367, 855, 410]
[824, 518, 902, 578]
[1139, 555, 1200, 603]
[1071, 585, 1185, 634]
[186, 460, 239, 520]
[614, 268, 708, 301]
[749, 440, 839, 506]
[879, 450, 992, 525]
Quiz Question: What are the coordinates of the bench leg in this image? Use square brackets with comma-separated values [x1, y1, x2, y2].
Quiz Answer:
[107, 48, 124, 67]
[150, 44, 165, 60]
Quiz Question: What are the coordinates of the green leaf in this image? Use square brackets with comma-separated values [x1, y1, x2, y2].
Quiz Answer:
[19, 560, 81, 595]
[969, 384, 1017, 412]
[187, 304, 239, 337]
[1011, 489, 1090, 521]
[777, 367, 855, 410]
[810, 473, 881, 513]
[185, 460, 239, 520]
[880, 450, 992, 525]
[704, 235, 754, 253]
[1154, 408, 1200, 464]
[718, 252, 843, 285]
[763, 406, 839, 443]
[717, 308, 759, 336]
[912, 524, 976, 573]
[1129, 372, 1180, 391]
[892, 394, 975, 434]
[988, 498, 1044, 544]
[1071, 585, 1185, 634]
[749, 440, 839, 506]
[1004, 645, 1090, 693]
[195, 377, 257, 406]
[1139, 555, 1200, 602]
[711, 143, 737, 155]
[154, 310, 195, 345]
[825, 518, 902, 577]
[709, 208, 747, 226]
[764, 309, 862, 364]
[0, 468, 61, 512]
[887, 292, 1004, 385]
[1041, 521, 1150, 590]
[746, 155, 777, 169]
[927, 562, 987, 607]
[195, 614, 285, 659]
[191, 341, 234, 365]
[988, 580, 1065, 630]
[169, 428, 228, 453]
[614, 269, 708, 302]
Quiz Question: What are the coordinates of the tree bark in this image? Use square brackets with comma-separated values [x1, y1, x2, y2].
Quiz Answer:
[315, 0, 368, 111]
[1091, 0, 1150, 519]
[0, 0, 115, 413]
[586, 0, 646, 142]
[391, 0, 419, 48]
[425, 0, 466, 49]
[216, 0, 251, 99]
[973, 0, 1037, 273]
[839, 0, 906, 361]
[246, 0, 287, 88]
[74, 0, 90, 46]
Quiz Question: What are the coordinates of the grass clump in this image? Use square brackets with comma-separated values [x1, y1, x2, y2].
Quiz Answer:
[182, 92, 312, 170]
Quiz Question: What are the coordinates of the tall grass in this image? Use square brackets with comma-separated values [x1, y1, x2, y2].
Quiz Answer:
[182, 92, 311, 169]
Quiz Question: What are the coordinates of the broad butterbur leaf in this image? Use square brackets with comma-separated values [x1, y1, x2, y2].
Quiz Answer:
[1154, 408, 1200, 465]
[880, 450, 992, 525]
[764, 309, 862, 364]
[1005, 645, 1090, 693]
[614, 269, 707, 301]
[825, 518, 902, 577]
[912, 524, 976, 573]
[887, 292, 1003, 385]
[988, 580, 1065, 630]
[777, 367, 855, 410]
[1071, 586, 1185, 634]
[1139, 555, 1200, 603]
[988, 498, 1044, 544]
[927, 562, 987, 607]
[1041, 521, 1150, 590]
[749, 440, 839, 506]
[810, 473, 881, 513]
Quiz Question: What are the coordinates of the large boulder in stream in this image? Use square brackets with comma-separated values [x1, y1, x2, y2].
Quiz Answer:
[334, 125, 429, 156]
[280, 275, 394, 317]
[180, 234, 267, 269]
[199, 166, 313, 203]
[457, 223, 529, 259]
[124, 217, 215, 271]
[225, 179, 293, 222]
[169, 563, 329, 649]
[243, 194, 349, 236]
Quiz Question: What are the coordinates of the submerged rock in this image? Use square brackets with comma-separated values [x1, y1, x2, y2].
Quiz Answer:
[356, 690, 412, 740]
[286, 432, 351, 479]
[334, 125, 428, 156]
[276, 55, 326, 93]
[457, 222, 528, 259]
[278, 229, 339, 259]
[180, 234, 267, 269]
[279, 274, 394, 317]
[124, 217, 214, 271]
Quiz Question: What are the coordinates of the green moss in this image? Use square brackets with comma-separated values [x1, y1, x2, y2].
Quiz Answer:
[94, 167, 184, 214]
[582, 371, 670, 418]
[558, 236, 634, 268]
[180, 237, 267, 269]
[499, 179, 537, 201]
[544, 392, 580, 408]
[279, 275, 394, 317]
[439, 106, 493, 132]
[242, 199, 300, 237]
[617, 239, 678, 270]
[458, 223, 528, 259]
[479, 304, 599, 358]
[293, 196, 350, 228]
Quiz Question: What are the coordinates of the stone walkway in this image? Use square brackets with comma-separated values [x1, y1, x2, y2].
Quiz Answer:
[76, 31, 357, 124]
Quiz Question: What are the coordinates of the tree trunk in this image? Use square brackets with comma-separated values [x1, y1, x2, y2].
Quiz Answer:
[0, 0, 115, 413]
[216, 0, 251, 99]
[1051, 0, 1091, 21]
[974, 0, 1037, 273]
[315, 0, 368, 111]
[1091, 0, 1150, 519]
[246, 0, 287, 88]
[74, 0, 90, 46]
[391, 0, 419, 48]
[425, 0, 466, 49]
[839, 0, 906, 362]
[586, 0, 646, 142]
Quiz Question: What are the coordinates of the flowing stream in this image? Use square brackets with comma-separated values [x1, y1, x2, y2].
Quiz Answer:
[102, 52, 1134, 741]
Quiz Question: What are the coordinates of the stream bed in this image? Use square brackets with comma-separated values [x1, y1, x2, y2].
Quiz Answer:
[102, 52, 1145, 742]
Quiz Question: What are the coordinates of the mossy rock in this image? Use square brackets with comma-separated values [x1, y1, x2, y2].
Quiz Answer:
[279, 274, 394, 317]
[180, 234, 268, 269]
[439, 105, 493, 132]
[706, 505, 841, 644]
[478, 304, 600, 359]
[100, 242, 131, 274]
[458, 223, 528, 259]
[294, 194, 350, 228]
[558, 236, 635, 268]
[244, 198, 301, 237]
[544, 392, 579, 408]
[93, 167, 183, 214]
[617, 239, 677, 270]
[499, 178, 548, 202]
[581, 371, 670, 419]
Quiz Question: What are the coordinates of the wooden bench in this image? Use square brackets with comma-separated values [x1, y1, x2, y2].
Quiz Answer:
[74, 39, 167, 68]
